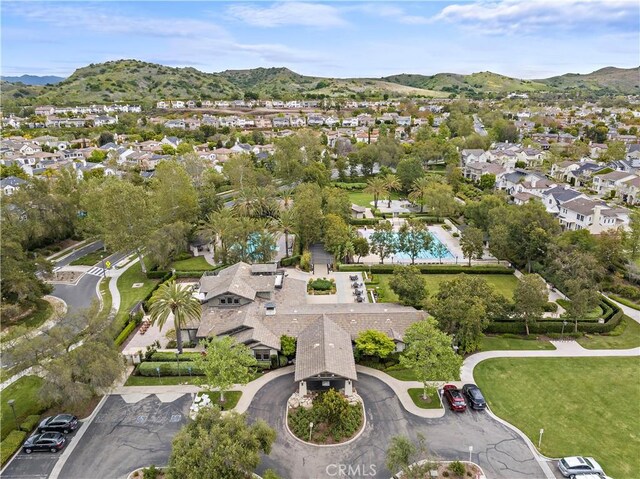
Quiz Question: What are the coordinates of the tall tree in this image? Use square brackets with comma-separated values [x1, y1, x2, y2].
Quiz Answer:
[292, 183, 324, 249]
[422, 182, 457, 221]
[383, 173, 401, 207]
[512, 274, 548, 335]
[627, 210, 640, 260]
[194, 336, 258, 402]
[364, 177, 388, 210]
[388, 266, 428, 308]
[276, 209, 296, 258]
[82, 177, 156, 272]
[148, 281, 202, 353]
[408, 177, 431, 213]
[323, 214, 351, 263]
[145, 221, 190, 270]
[460, 226, 484, 266]
[431, 275, 506, 354]
[396, 158, 425, 193]
[369, 220, 398, 264]
[168, 407, 276, 479]
[397, 219, 433, 265]
[400, 318, 462, 400]
[353, 236, 370, 263]
[355, 330, 396, 361]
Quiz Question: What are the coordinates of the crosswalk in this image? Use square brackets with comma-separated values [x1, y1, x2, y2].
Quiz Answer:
[86, 266, 105, 277]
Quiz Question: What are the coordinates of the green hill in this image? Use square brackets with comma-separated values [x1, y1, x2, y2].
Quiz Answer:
[2, 60, 638, 107]
[538, 67, 640, 94]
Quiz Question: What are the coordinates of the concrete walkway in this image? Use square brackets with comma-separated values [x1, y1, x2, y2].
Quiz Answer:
[605, 294, 640, 323]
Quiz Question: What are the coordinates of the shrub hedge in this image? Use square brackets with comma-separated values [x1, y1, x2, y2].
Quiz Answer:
[280, 255, 301, 267]
[149, 351, 203, 362]
[115, 321, 137, 347]
[486, 297, 623, 335]
[331, 182, 367, 190]
[137, 361, 203, 377]
[1, 430, 27, 466]
[338, 264, 515, 275]
[348, 218, 379, 226]
[19, 415, 41, 433]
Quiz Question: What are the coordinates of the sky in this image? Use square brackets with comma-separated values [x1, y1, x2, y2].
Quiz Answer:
[1, 0, 639, 79]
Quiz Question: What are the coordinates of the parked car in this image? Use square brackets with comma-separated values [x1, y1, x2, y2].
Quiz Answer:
[38, 414, 79, 434]
[442, 384, 466, 412]
[462, 384, 487, 410]
[557, 457, 604, 477]
[23, 432, 66, 454]
[570, 475, 611, 479]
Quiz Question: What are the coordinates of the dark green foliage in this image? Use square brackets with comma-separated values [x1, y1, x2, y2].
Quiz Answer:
[280, 255, 301, 267]
[339, 264, 514, 274]
[19, 415, 41, 433]
[149, 351, 203, 362]
[280, 335, 297, 358]
[308, 278, 334, 291]
[137, 361, 203, 377]
[114, 321, 137, 346]
[1, 430, 27, 466]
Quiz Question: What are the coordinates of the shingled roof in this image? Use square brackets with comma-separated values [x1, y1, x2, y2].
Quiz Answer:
[294, 315, 357, 382]
[198, 262, 274, 302]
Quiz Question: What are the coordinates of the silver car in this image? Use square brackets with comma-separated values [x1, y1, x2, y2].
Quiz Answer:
[558, 457, 604, 477]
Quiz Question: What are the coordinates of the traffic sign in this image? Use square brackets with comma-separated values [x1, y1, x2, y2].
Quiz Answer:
[105, 261, 111, 268]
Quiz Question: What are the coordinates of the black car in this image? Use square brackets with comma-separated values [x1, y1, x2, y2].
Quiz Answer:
[462, 384, 487, 410]
[23, 432, 66, 454]
[38, 414, 79, 434]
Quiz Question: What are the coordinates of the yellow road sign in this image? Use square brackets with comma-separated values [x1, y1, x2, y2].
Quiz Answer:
[105, 261, 111, 268]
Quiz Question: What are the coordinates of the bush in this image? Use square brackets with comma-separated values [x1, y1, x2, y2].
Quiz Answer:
[143, 465, 160, 479]
[149, 351, 203, 362]
[348, 218, 379, 226]
[338, 264, 514, 275]
[115, 321, 137, 347]
[146, 270, 171, 279]
[280, 255, 301, 267]
[442, 224, 451, 230]
[137, 361, 203, 377]
[452, 232, 460, 237]
[1, 430, 27, 466]
[331, 182, 367, 190]
[308, 278, 334, 291]
[300, 251, 312, 272]
[543, 302, 558, 312]
[19, 415, 41, 433]
[278, 354, 288, 367]
[449, 461, 466, 476]
[173, 252, 192, 261]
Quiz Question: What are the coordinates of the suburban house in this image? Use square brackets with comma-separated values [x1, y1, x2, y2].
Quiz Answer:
[618, 176, 640, 205]
[592, 171, 638, 197]
[187, 262, 426, 392]
[542, 186, 587, 214]
[463, 162, 506, 183]
[557, 198, 630, 233]
[460, 149, 488, 166]
[0, 176, 27, 195]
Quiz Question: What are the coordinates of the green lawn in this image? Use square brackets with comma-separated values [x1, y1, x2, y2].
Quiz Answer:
[372, 273, 519, 302]
[385, 368, 418, 381]
[113, 262, 159, 331]
[578, 316, 640, 350]
[69, 248, 111, 266]
[348, 191, 402, 208]
[475, 357, 640, 479]
[199, 391, 242, 410]
[407, 387, 442, 409]
[479, 335, 556, 352]
[556, 299, 603, 319]
[125, 375, 203, 386]
[171, 256, 216, 271]
[1, 376, 45, 440]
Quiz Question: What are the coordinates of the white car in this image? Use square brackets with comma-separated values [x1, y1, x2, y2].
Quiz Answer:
[558, 457, 604, 477]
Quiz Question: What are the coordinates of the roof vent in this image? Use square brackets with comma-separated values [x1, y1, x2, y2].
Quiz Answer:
[313, 343, 320, 349]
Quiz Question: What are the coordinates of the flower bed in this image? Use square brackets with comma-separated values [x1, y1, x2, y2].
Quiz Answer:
[307, 278, 336, 295]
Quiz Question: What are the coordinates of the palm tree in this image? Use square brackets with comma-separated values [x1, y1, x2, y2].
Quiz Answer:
[276, 209, 296, 258]
[383, 173, 401, 207]
[148, 281, 202, 354]
[364, 177, 388, 210]
[198, 208, 236, 263]
[408, 177, 431, 213]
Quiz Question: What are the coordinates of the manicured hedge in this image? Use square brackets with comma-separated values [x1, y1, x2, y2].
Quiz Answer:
[149, 351, 203, 362]
[137, 361, 203, 377]
[486, 297, 623, 335]
[332, 182, 367, 190]
[1, 430, 27, 466]
[146, 270, 171, 279]
[115, 321, 137, 347]
[19, 415, 41, 433]
[280, 255, 301, 267]
[608, 294, 640, 311]
[348, 218, 379, 226]
[338, 264, 515, 275]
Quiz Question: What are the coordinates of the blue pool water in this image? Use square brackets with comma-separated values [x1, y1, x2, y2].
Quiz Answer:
[359, 229, 454, 261]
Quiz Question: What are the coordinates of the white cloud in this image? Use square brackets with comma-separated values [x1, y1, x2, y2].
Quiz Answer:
[433, 0, 639, 34]
[226, 2, 348, 28]
[353, 4, 431, 25]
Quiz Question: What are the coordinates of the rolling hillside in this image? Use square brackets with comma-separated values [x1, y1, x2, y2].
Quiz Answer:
[1, 75, 65, 85]
[1, 60, 638, 107]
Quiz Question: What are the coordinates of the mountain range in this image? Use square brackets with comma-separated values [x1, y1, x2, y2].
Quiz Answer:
[1, 59, 638, 107]
[1, 75, 65, 85]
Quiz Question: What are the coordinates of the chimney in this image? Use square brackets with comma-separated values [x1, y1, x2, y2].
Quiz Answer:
[592, 205, 603, 227]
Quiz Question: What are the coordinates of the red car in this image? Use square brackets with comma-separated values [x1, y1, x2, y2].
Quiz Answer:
[443, 384, 467, 412]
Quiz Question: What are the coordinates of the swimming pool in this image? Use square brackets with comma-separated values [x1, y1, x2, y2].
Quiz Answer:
[359, 229, 454, 261]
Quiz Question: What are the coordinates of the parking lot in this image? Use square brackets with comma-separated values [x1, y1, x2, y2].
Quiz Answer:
[1, 394, 191, 479]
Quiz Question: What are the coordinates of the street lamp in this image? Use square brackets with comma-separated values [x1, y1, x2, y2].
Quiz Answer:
[561, 320, 567, 338]
[309, 422, 314, 441]
[188, 366, 192, 378]
[7, 399, 17, 427]
[468, 445, 473, 462]
[156, 366, 161, 380]
[538, 428, 544, 448]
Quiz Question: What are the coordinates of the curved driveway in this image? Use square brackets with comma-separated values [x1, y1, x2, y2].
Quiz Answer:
[247, 373, 545, 479]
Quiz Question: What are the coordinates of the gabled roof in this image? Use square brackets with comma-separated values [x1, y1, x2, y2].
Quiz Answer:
[0, 176, 27, 188]
[544, 186, 583, 203]
[198, 262, 274, 302]
[294, 315, 357, 382]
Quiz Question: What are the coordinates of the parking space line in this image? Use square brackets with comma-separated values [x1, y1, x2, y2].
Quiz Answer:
[49, 395, 109, 479]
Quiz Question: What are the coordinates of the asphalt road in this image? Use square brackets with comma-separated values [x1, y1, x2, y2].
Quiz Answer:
[54, 241, 104, 267]
[248, 374, 547, 479]
[2, 427, 81, 479]
[58, 394, 190, 479]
